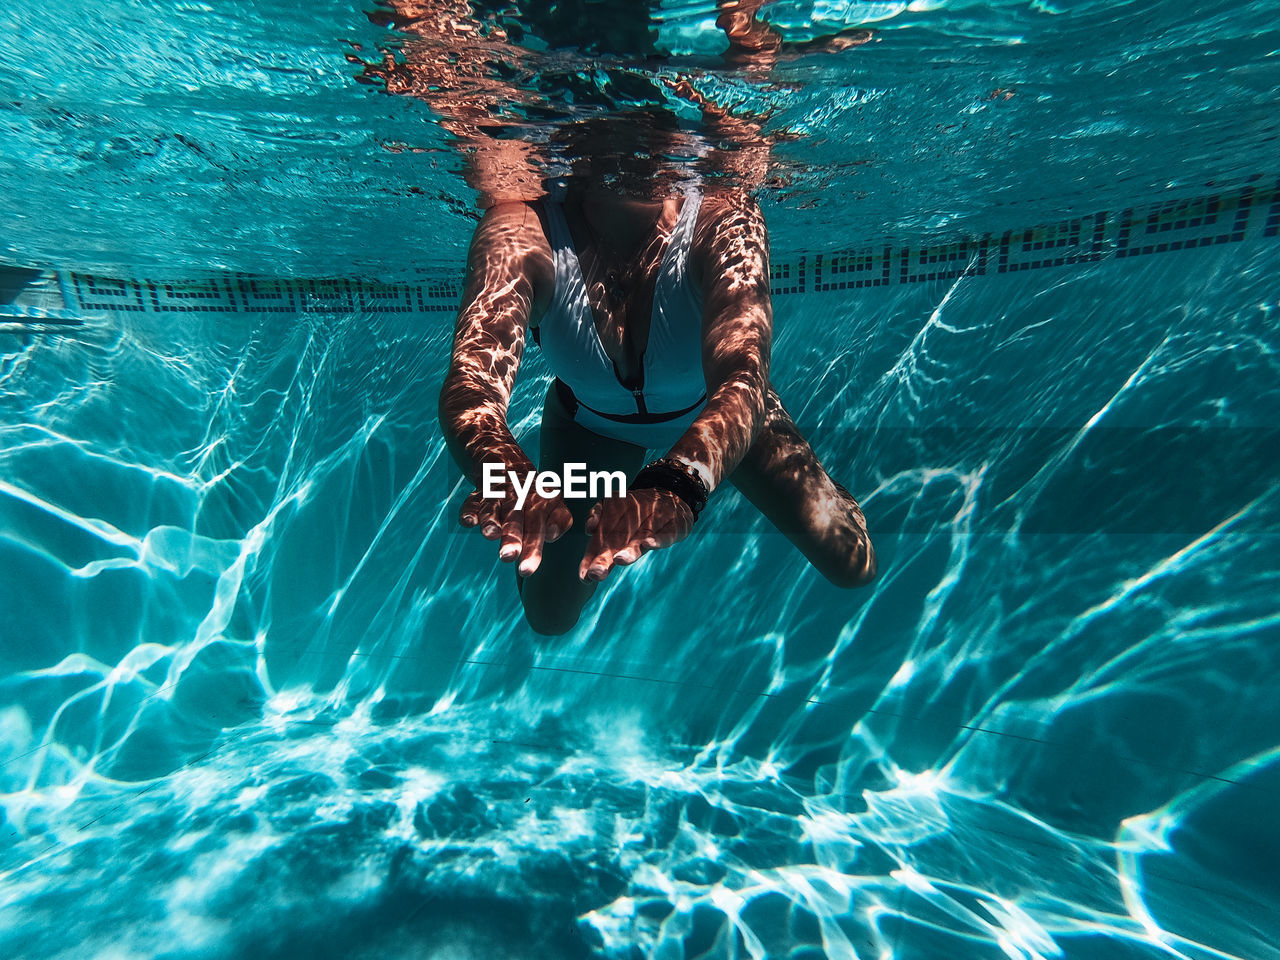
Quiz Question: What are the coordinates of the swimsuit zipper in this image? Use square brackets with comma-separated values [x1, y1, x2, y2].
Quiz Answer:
[630, 360, 648, 415]
[615, 352, 647, 415]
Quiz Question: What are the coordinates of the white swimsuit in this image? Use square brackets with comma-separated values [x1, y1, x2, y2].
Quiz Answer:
[534, 189, 706, 450]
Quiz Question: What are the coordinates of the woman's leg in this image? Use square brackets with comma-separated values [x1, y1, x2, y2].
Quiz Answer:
[518, 381, 649, 635]
[728, 388, 877, 587]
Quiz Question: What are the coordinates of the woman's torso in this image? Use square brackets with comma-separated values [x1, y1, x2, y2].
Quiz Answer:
[530, 188, 707, 446]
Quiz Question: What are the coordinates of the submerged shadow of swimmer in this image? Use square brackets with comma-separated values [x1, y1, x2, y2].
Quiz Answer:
[364, 1, 877, 633]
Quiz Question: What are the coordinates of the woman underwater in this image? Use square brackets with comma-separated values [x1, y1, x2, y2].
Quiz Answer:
[364, 1, 877, 633]
[438, 122, 876, 635]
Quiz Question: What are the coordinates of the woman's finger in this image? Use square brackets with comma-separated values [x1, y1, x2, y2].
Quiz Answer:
[480, 503, 502, 538]
[546, 502, 574, 542]
[469, 497, 503, 538]
[499, 512, 523, 560]
[579, 532, 613, 580]
[517, 508, 544, 577]
[460, 491, 484, 527]
[583, 552, 613, 581]
[613, 545, 641, 566]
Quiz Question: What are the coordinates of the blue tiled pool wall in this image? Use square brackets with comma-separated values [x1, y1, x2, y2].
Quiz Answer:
[3, 178, 1273, 324]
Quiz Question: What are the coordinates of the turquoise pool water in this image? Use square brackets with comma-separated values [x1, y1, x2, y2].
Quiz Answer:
[2, 2, 1279, 958]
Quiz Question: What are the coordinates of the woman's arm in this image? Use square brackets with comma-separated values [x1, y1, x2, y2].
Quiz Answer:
[578, 195, 773, 581]
[440, 203, 542, 476]
[358, 1, 547, 207]
[669, 194, 773, 490]
[440, 203, 571, 575]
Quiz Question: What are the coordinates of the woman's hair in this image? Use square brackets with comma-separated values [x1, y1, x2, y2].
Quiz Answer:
[549, 109, 706, 194]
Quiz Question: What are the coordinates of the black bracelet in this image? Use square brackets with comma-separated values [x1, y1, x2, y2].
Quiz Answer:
[630, 458, 709, 518]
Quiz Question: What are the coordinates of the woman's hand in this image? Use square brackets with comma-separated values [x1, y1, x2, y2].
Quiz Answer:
[460, 486, 574, 578]
[578, 489, 696, 582]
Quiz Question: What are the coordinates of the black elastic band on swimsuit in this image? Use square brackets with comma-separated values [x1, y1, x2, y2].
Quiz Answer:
[554, 377, 706, 425]
[630, 457, 709, 518]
